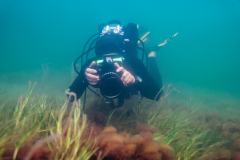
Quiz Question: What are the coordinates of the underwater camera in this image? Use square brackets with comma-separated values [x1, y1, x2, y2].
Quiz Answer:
[91, 55, 124, 99]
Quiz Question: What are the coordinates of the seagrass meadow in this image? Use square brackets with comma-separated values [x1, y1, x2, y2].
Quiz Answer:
[1, 0, 240, 159]
[0, 80, 240, 160]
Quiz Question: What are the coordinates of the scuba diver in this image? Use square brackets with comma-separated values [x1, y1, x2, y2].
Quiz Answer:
[66, 20, 179, 109]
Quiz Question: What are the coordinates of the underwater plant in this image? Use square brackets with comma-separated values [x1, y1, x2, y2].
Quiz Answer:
[0, 82, 240, 160]
[0, 82, 178, 160]
[93, 126, 177, 160]
[0, 82, 99, 160]
[116, 85, 239, 160]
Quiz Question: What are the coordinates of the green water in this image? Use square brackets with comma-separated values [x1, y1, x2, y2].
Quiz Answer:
[0, 0, 239, 102]
[0, 2, 240, 159]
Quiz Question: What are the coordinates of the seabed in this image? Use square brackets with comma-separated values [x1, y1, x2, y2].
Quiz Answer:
[0, 71, 240, 160]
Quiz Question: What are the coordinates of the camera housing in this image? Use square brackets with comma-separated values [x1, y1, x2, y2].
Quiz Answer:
[91, 55, 124, 99]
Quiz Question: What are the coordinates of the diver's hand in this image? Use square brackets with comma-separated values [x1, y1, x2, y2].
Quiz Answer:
[85, 61, 99, 85]
[114, 63, 135, 86]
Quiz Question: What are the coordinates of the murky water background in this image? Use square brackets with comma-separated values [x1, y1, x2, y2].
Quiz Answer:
[0, 0, 240, 108]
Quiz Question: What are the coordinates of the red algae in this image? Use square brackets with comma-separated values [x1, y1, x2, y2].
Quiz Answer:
[231, 139, 240, 149]
[218, 149, 231, 160]
[93, 126, 177, 160]
[159, 144, 177, 160]
[2, 146, 51, 160]
[142, 142, 161, 160]
[1, 119, 177, 160]
[231, 151, 240, 160]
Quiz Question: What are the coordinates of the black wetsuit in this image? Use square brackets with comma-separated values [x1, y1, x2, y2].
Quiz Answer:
[146, 46, 163, 90]
[69, 56, 161, 101]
